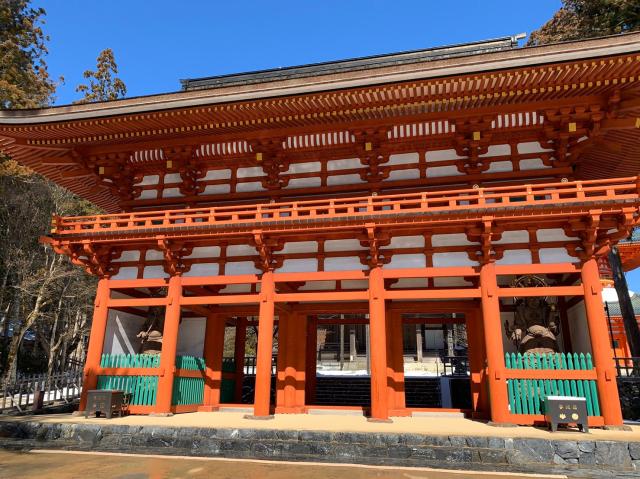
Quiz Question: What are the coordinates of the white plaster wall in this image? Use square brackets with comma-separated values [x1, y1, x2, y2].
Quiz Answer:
[385, 254, 426, 269]
[327, 158, 360, 171]
[327, 174, 364, 186]
[324, 256, 363, 271]
[143, 266, 168, 279]
[539, 248, 575, 264]
[177, 317, 206, 357]
[277, 258, 318, 273]
[385, 152, 419, 165]
[113, 251, 140, 263]
[184, 263, 219, 277]
[479, 144, 510, 157]
[432, 252, 478, 267]
[287, 177, 321, 189]
[496, 250, 533, 265]
[103, 310, 146, 355]
[112, 267, 138, 280]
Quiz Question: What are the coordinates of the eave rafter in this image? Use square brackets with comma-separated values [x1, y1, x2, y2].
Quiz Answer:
[1, 47, 639, 212]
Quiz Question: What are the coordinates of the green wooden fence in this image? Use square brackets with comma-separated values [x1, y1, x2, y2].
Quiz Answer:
[97, 354, 209, 407]
[505, 352, 600, 416]
[172, 355, 206, 406]
[97, 354, 160, 406]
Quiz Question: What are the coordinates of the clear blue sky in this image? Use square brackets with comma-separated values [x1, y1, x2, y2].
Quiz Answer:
[36, 0, 640, 291]
[40, 0, 563, 104]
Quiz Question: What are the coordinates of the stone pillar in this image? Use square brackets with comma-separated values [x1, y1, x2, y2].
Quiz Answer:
[349, 326, 357, 361]
[479, 262, 510, 424]
[368, 266, 390, 421]
[581, 257, 624, 426]
[78, 278, 110, 412]
[201, 314, 226, 411]
[416, 324, 423, 362]
[233, 317, 247, 403]
[252, 271, 275, 417]
[155, 275, 183, 415]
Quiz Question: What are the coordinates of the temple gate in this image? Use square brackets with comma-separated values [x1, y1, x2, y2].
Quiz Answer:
[2, 33, 640, 427]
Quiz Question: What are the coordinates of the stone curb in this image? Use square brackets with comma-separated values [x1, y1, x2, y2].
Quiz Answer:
[0, 420, 639, 477]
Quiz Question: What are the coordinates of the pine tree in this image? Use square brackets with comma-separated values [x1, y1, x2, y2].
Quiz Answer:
[75, 48, 127, 103]
[0, 0, 57, 109]
[528, 0, 640, 46]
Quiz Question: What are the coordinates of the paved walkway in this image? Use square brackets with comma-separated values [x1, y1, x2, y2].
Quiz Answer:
[0, 450, 571, 479]
[4, 411, 639, 442]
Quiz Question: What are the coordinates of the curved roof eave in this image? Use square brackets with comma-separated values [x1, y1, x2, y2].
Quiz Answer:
[1, 32, 640, 125]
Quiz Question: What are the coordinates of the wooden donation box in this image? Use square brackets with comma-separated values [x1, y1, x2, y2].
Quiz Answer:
[544, 396, 589, 433]
[85, 390, 126, 419]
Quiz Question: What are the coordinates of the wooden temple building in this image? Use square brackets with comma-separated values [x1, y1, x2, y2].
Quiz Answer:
[2, 33, 640, 427]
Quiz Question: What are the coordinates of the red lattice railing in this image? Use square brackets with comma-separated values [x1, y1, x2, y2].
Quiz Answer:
[51, 176, 640, 235]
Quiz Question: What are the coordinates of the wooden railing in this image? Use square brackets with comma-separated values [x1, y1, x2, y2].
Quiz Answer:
[1, 367, 83, 412]
[51, 176, 640, 236]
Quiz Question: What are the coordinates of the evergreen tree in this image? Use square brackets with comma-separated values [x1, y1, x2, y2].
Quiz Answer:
[0, 0, 57, 108]
[528, 0, 640, 46]
[75, 48, 127, 103]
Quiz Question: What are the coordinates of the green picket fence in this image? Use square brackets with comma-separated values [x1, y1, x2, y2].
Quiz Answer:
[97, 353, 161, 406]
[99, 353, 160, 368]
[172, 355, 205, 406]
[96, 375, 159, 406]
[175, 355, 206, 371]
[505, 352, 600, 416]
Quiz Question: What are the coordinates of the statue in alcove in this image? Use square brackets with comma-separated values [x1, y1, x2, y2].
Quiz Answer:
[505, 275, 560, 354]
[137, 306, 165, 354]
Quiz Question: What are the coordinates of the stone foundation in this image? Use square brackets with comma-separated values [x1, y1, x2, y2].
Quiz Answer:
[0, 420, 639, 476]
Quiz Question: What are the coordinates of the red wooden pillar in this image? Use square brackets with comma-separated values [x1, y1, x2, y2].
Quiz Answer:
[293, 313, 307, 410]
[201, 314, 226, 411]
[154, 275, 182, 415]
[78, 278, 110, 412]
[305, 315, 317, 404]
[466, 309, 489, 418]
[479, 261, 510, 424]
[275, 312, 289, 410]
[369, 266, 390, 421]
[276, 312, 306, 413]
[581, 257, 624, 426]
[233, 317, 247, 403]
[387, 309, 407, 415]
[252, 271, 275, 417]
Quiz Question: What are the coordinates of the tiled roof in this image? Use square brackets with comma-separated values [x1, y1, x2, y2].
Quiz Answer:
[621, 228, 640, 244]
[605, 292, 640, 316]
[180, 36, 521, 91]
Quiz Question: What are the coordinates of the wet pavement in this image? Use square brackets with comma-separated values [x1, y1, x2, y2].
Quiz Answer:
[0, 450, 568, 479]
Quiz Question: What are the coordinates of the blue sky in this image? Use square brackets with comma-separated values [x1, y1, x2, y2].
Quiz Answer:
[40, 0, 562, 104]
[36, 0, 640, 291]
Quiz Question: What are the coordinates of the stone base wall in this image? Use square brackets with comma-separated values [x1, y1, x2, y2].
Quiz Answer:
[0, 421, 639, 476]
